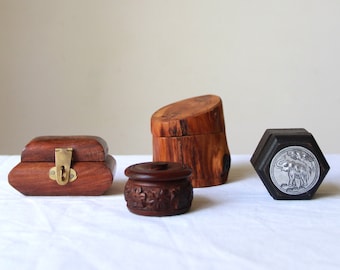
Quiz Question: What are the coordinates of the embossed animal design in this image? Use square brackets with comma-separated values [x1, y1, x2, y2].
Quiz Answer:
[276, 158, 311, 190]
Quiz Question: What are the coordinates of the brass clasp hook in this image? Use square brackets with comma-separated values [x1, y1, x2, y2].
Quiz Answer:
[49, 148, 77, 185]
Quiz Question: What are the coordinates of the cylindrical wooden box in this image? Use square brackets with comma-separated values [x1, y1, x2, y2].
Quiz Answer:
[124, 162, 193, 216]
[151, 95, 231, 188]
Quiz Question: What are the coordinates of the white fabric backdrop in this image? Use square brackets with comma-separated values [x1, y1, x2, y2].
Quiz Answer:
[1, 155, 340, 270]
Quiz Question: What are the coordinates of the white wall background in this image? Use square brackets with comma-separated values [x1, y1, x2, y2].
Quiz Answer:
[1, 0, 340, 155]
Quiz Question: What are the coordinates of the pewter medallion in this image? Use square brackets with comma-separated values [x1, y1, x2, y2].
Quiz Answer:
[269, 146, 320, 195]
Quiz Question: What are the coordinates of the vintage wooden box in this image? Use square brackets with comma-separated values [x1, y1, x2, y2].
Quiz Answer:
[8, 136, 116, 196]
[151, 94, 231, 188]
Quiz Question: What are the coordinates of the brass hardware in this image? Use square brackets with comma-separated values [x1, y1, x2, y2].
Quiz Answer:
[49, 148, 77, 185]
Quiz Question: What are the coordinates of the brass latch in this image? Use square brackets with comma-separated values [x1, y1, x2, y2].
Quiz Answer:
[49, 148, 77, 185]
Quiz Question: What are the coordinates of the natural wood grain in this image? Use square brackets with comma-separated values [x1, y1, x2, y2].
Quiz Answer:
[151, 95, 230, 188]
[151, 95, 225, 137]
[8, 136, 115, 195]
[8, 156, 115, 196]
[21, 136, 108, 162]
[152, 133, 230, 187]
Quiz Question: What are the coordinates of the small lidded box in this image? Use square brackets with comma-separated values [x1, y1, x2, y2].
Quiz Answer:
[251, 128, 330, 199]
[151, 94, 230, 188]
[8, 136, 116, 196]
[124, 161, 193, 216]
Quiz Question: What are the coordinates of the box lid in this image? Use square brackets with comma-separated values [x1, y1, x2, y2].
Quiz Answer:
[125, 161, 192, 181]
[21, 136, 108, 162]
[151, 95, 226, 137]
[251, 128, 310, 169]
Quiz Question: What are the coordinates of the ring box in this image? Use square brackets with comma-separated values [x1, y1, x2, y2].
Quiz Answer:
[151, 95, 231, 188]
[8, 136, 116, 196]
[250, 129, 330, 199]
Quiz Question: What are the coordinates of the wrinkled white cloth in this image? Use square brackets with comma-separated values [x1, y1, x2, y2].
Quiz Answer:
[1, 155, 340, 270]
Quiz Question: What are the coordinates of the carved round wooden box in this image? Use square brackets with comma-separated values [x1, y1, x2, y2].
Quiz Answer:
[124, 162, 193, 216]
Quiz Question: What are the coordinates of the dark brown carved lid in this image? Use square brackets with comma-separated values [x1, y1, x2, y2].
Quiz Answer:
[151, 95, 225, 137]
[21, 136, 108, 162]
[125, 162, 192, 181]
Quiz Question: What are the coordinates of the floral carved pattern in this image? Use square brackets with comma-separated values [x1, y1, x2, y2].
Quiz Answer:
[124, 180, 193, 215]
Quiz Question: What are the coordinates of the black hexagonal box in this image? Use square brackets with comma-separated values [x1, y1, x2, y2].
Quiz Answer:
[250, 128, 330, 200]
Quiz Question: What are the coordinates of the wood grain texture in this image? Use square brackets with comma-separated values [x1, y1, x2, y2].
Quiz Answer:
[151, 95, 230, 188]
[153, 133, 230, 187]
[21, 136, 108, 162]
[8, 156, 115, 196]
[151, 95, 225, 137]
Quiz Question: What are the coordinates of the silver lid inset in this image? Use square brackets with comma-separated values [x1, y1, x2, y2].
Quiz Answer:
[270, 146, 320, 195]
